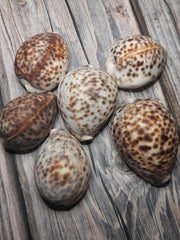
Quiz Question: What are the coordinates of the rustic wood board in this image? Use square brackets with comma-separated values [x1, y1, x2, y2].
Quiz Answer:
[0, 0, 179, 239]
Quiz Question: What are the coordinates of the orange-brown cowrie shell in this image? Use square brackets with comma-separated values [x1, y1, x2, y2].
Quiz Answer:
[105, 35, 166, 89]
[0, 92, 57, 152]
[14, 32, 69, 92]
[112, 99, 178, 186]
[34, 128, 90, 207]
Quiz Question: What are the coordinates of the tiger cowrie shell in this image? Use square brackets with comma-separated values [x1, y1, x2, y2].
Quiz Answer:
[57, 65, 118, 142]
[34, 128, 90, 207]
[112, 98, 178, 186]
[105, 35, 166, 89]
[14, 32, 69, 92]
[0, 92, 57, 152]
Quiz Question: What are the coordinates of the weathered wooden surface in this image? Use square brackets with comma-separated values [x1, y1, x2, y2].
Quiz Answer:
[0, 0, 179, 239]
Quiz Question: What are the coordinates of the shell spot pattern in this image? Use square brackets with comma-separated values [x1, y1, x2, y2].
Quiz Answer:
[105, 35, 166, 89]
[112, 98, 178, 186]
[57, 65, 118, 142]
[0, 92, 57, 152]
[34, 128, 90, 207]
[14, 32, 69, 92]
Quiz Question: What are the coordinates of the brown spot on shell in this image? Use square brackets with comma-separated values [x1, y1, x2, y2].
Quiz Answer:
[139, 145, 151, 152]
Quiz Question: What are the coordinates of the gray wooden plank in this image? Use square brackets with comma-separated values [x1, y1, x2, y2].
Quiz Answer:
[0, 139, 31, 240]
[0, 32, 31, 240]
[0, 0, 179, 239]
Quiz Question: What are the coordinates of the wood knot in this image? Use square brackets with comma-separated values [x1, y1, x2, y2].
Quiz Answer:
[18, 0, 26, 5]
[113, 5, 126, 16]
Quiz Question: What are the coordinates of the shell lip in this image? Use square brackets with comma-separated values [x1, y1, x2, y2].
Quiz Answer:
[74, 133, 94, 143]
[39, 187, 89, 210]
[143, 174, 171, 187]
[3, 138, 47, 154]
[50, 128, 94, 143]
[19, 78, 45, 93]
[123, 157, 172, 187]
[117, 76, 160, 91]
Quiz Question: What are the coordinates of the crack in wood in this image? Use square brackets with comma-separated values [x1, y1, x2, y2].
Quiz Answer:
[64, 0, 90, 64]
[128, 0, 149, 35]
[0, 8, 16, 55]
[87, 145, 98, 177]
[99, 172, 131, 240]
[163, 0, 180, 40]
[43, 0, 53, 32]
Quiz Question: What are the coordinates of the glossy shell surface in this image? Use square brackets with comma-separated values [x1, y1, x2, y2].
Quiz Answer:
[112, 99, 178, 186]
[105, 35, 166, 89]
[57, 65, 118, 142]
[14, 32, 69, 92]
[0, 92, 57, 152]
[34, 128, 90, 207]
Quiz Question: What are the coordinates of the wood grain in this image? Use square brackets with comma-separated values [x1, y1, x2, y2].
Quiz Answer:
[0, 0, 179, 239]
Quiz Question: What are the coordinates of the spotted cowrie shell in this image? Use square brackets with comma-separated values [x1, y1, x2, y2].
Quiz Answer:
[57, 65, 118, 142]
[0, 92, 57, 152]
[14, 32, 69, 92]
[34, 128, 90, 207]
[112, 99, 178, 186]
[105, 35, 166, 89]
